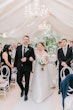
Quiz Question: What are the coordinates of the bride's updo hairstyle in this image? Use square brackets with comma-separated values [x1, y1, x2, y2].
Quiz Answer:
[38, 42, 48, 52]
[38, 42, 44, 47]
[37, 42, 45, 50]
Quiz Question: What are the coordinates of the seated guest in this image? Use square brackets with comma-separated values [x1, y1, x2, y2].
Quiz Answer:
[2, 44, 13, 83]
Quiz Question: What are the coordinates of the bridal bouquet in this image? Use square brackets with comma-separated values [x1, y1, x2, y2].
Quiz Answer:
[38, 58, 46, 71]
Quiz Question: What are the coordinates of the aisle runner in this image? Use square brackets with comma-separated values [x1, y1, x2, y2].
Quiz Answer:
[12, 92, 52, 110]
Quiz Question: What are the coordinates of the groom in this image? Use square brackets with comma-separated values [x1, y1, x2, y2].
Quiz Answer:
[14, 35, 35, 101]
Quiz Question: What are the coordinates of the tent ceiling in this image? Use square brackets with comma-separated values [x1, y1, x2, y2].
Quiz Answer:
[0, 0, 73, 42]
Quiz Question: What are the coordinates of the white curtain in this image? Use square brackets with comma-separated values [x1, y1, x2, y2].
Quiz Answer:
[43, 0, 73, 38]
[0, 0, 73, 40]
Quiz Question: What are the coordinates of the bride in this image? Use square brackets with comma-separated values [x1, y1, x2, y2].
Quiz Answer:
[31, 42, 52, 103]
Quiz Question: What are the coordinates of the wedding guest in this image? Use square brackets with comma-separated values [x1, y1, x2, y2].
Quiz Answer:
[11, 43, 17, 65]
[2, 44, 13, 83]
[17, 42, 21, 46]
[14, 35, 35, 101]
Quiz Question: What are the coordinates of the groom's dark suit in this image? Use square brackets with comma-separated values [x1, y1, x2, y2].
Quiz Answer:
[14, 45, 35, 96]
[58, 45, 72, 91]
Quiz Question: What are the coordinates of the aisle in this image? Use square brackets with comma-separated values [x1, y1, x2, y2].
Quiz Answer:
[12, 92, 52, 110]
[0, 83, 63, 110]
[0, 83, 20, 110]
[12, 88, 63, 110]
[52, 88, 63, 110]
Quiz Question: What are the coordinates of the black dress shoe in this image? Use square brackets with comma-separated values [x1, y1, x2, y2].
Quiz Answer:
[24, 95, 28, 101]
[21, 91, 24, 97]
[21, 90, 24, 97]
[21, 88, 25, 97]
[58, 90, 60, 94]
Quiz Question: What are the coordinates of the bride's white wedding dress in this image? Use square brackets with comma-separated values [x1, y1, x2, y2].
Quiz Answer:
[31, 52, 53, 103]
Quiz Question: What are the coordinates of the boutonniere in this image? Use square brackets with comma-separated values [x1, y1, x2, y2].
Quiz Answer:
[25, 47, 29, 53]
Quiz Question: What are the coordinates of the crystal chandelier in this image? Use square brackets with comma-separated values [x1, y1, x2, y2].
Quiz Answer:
[38, 21, 51, 31]
[24, 0, 49, 17]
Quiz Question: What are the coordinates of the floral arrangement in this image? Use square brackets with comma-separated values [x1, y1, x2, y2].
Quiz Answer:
[38, 58, 46, 71]
[25, 47, 29, 53]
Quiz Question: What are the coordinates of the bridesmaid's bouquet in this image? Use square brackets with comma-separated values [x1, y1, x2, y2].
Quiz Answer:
[38, 58, 46, 71]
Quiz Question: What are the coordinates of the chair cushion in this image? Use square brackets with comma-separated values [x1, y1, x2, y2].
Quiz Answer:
[65, 95, 73, 110]
[0, 77, 5, 84]
[0, 81, 8, 87]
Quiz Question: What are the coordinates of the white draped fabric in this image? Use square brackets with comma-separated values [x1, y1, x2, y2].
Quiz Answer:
[0, 0, 73, 41]
[45, 0, 73, 28]
[44, 0, 73, 38]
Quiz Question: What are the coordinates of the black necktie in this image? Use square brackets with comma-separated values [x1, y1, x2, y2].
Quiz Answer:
[72, 48, 73, 59]
[24, 47, 25, 57]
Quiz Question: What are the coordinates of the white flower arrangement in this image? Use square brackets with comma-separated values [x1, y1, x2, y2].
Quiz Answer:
[38, 58, 46, 71]
[25, 47, 29, 53]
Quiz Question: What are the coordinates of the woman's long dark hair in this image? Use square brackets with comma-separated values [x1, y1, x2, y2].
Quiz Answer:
[3, 44, 11, 52]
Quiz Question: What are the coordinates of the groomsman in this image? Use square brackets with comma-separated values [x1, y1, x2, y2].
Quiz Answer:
[14, 35, 35, 101]
[58, 39, 72, 94]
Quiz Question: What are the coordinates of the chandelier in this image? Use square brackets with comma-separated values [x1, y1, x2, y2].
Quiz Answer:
[38, 21, 51, 31]
[24, 0, 49, 17]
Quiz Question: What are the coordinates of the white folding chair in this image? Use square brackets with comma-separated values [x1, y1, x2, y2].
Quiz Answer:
[0, 65, 10, 98]
[11, 69, 17, 86]
[64, 75, 73, 110]
[71, 63, 73, 70]
[60, 67, 73, 110]
[60, 66, 73, 81]
[64, 94, 73, 110]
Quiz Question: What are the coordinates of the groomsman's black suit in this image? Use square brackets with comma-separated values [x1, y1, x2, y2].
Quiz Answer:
[58, 45, 72, 91]
[71, 47, 73, 60]
[0, 51, 2, 63]
[14, 45, 35, 97]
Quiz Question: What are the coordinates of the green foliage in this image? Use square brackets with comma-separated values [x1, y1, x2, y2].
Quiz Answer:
[31, 29, 61, 54]
[42, 36, 57, 54]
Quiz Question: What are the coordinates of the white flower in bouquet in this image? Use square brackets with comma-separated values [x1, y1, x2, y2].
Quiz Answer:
[38, 58, 46, 71]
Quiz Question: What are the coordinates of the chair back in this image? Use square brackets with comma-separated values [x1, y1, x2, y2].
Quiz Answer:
[0, 65, 10, 80]
[60, 66, 73, 80]
[71, 63, 73, 70]
[60, 74, 73, 110]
